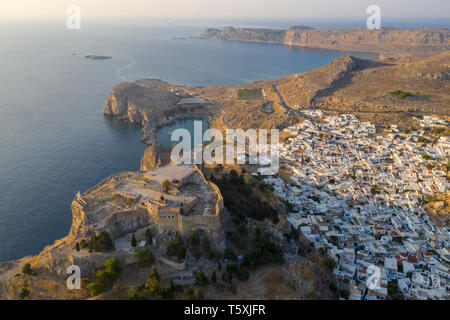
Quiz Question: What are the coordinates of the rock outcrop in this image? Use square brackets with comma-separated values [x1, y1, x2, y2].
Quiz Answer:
[140, 144, 171, 171]
[203, 26, 449, 57]
[424, 191, 450, 228]
[103, 80, 180, 124]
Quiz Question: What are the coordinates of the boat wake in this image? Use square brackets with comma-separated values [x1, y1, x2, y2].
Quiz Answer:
[115, 55, 136, 82]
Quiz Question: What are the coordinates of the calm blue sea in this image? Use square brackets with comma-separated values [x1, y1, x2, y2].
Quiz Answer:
[0, 17, 441, 262]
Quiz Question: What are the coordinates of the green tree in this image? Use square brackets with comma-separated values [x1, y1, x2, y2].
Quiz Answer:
[87, 282, 104, 297]
[195, 270, 209, 286]
[162, 179, 171, 192]
[87, 258, 122, 296]
[125, 286, 145, 300]
[166, 233, 186, 261]
[131, 233, 137, 248]
[325, 257, 337, 270]
[238, 267, 249, 281]
[189, 230, 201, 250]
[19, 287, 30, 299]
[87, 232, 113, 252]
[224, 247, 237, 261]
[22, 263, 35, 276]
[145, 228, 153, 245]
[211, 270, 217, 284]
[80, 239, 87, 248]
[150, 266, 160, 280]
[135, 248, 155, 265]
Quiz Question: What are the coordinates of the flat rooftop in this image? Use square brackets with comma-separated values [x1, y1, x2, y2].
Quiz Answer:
[144, 164, 196, 185]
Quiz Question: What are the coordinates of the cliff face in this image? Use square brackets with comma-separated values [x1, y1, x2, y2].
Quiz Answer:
[203, 26, 449, 56]
[103, 80, 180, 124]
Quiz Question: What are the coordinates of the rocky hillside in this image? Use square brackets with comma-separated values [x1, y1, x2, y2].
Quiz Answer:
[203, 26, 449, 57]
[277, 55, 368, 106]
[276, 51, 450, 117]
[424, 191, 450, 228]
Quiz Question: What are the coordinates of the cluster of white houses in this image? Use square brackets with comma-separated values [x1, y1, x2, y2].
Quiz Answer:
[264, 112, 449, 300]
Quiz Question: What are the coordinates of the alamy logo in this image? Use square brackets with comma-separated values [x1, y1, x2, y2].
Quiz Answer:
[366, 5, 381, 30]
[66, 265, 81, 290]
[66, 5, 81, 30]
[170, 121, 279, 175]
[366, 264, 381, 290]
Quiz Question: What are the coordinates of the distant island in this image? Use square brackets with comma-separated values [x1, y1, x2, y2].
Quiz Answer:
[84, 55, 112, 60]
[203, 25, 449, 58]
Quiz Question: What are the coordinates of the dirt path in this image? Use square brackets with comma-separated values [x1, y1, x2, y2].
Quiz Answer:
[0, 266, 19, 300]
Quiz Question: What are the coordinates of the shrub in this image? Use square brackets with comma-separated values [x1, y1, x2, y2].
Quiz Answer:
[144, 266, 174, 299]
[80, 239, 87, 248]
[214, 172, 279, 222]
[224, 247, 237, 261]
[145, 228, 153, 245]
[237, 267, 250, 281]
[195, 270, 209, 286]
[162, 179, 171, 192]
[166, 233, 186, 261]
[135, 247, 155, 265]
[242, 233, 284, 269]
[19, 287, 30, 299]
[87, 232, 113, 252]
[131, 233, 137, 248]
[87, 258, 122, 296]
[87, 282, 104, 297]
[324, 257, 337, 271]
[389, 90, 412, 99]
[211, 270, 217, 284]
[21, 263, 36, 276]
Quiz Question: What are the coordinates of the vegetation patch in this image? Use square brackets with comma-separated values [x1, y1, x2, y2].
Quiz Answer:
[87, 258, 122, 296]
[242, 232, 284, 269]
[85, 231, 114, 252]
[389, 90, 413, 99]
[125, 266, 181, 300]
[238, 88, 263, 100]
[213, 170, 279, 223]
[134, 247, 155, 265]
[260, 101, 274, 113]
[166, 233, 186, 261]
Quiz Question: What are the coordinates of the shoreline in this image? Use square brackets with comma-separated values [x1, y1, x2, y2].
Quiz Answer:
[203, 26, 449, 58]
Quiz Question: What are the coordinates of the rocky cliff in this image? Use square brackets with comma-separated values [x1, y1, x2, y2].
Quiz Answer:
[203, 26, 449, 57]
[103, 80, 180, 124]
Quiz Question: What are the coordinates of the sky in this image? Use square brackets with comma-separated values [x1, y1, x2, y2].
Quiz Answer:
[1, 0, 449, 20]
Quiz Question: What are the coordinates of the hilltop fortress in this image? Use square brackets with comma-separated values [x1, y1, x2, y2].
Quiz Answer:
[71, 163, 225, 246]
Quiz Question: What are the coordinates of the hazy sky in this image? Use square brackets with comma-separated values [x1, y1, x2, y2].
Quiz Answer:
[1, 0, 449, 19]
